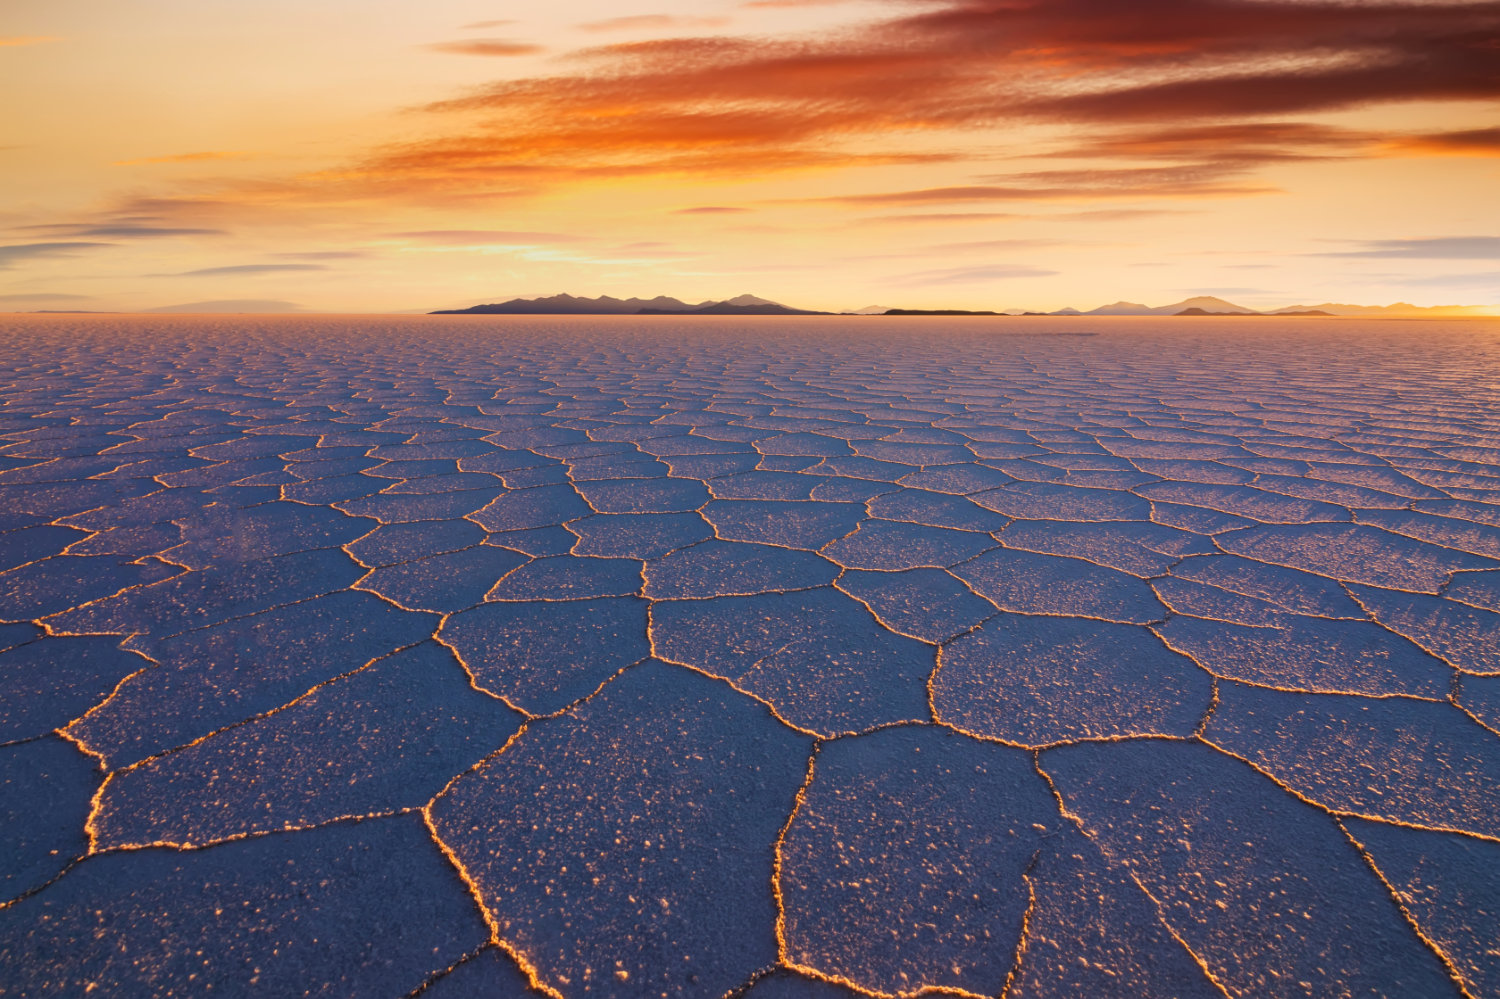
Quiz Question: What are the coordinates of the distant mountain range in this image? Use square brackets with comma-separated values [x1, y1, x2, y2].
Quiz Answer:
[1038, 297, 1493, 318]
[432, 293, 826, 316]
[431, 292, 1495, 319]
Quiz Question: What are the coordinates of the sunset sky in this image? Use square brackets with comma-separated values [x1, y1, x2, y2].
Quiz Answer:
[2, 0, 1498, 314]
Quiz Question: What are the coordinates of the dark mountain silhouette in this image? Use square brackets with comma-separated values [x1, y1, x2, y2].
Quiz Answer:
[432, 293, 709, 315]
[432, 293, 1486, 319]
[641, 299, 828, 316]
[432, 292, 825, 315]
[882, 309, 1000, 316]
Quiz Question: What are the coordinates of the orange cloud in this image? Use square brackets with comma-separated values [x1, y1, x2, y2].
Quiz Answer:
[579, 15, 731, 32]
[426, 39, 543, 57]
[392, 230, 588, 245]
[0, 36, 60, 48]
[71, 0, 1500, 225]
[1386, 128, 1500, 157]
[375, 0, 1499, 196]
[857, 213, 1024, 225]
[113, 151, 249, 166]
[1041, 123, 1376, 163]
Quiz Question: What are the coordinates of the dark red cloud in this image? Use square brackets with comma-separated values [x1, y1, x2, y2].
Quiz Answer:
[334, 0, 1496, 199]
[1389, 127, 1500, 156]
[103, 0, 1499, 217]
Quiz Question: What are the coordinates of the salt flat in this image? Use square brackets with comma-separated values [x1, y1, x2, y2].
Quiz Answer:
[1, 314, 1497, 998]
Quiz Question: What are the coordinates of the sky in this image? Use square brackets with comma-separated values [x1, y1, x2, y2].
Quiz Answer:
[1, 0, 1498, 314]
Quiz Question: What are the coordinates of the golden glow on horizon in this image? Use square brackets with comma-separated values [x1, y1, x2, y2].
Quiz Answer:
[0, 0, 1497, 313]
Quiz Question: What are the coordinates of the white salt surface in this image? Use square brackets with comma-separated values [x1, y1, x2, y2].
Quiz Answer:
[0, 314, 1497, 997]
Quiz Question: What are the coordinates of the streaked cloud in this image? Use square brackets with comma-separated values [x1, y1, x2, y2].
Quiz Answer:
[1388, 128, 1500, 156]
[426, 39, 543, 57]
[0, 292, 93, 303]
[858, 213, 1022, 225]
[1050, 209, 1201, 222]
[579, 15, 730, 32]
[167, 263, 328, 277]
[380, 0, 1500, 195]
[21, 222, 225, 238]
[674, 206, 752, 215]
[113, 151, 248, 167]
[1390, 271, 1500, 287]
[824, 166, 1275, 206]
[740, 0, 861, 8]
[925, 239, 1072, 254]
[890, 264, 1059, 286]
[1042, 123, 1376, 164]
[0, 242, 112, 269]
[0, 36, 60, 48]
[146, 299, 307, 313]
[1321, 237, 1500, 260]
[393, 230, 587, 245]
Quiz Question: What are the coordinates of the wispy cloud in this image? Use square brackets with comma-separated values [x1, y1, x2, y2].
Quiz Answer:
[1049, 209, 1201, 222]
[0, 242, 112, 269]
[21, 222, 224, 238]
[0, 292, 93, 303]
[1320, 237, 1500, 259]
[740, 0, 861, 8]
[390, 0, 1500, 190]
[1388, 128, 1500, 156]
[113, 151, 248, 167]
[579, 15, 730, 32]
[52, 0, 1500, 228]
[1041, 123, 1376, 164]
[426, 39, 543, 57]
[890, 264, 1058, 286]
[0, 36, 60, 48]
[674, 206, 751, 215]
[823, 164, 1275, 205]
[147, 299, 306, 313]
[1389, 271, 1500, 287]
[392, 230, 587, 245]
[925, 238, 1072, 253]
[165, 263, 328, 277]
[858, 213, 1023, 225]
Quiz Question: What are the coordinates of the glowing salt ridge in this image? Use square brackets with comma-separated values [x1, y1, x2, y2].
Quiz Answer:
[0, 314, 1497, 997]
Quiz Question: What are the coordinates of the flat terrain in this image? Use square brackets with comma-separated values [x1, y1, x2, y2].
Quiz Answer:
[1, 314, 1497, 998]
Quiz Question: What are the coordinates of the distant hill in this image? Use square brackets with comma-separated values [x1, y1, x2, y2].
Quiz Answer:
[1267, 302, 1496, 317]
[641, 305, 828, 315]
[432, 292, 1494, 319]
[432, 292, 825, 315]
[433, 293, 707, 315]
[882, 309, 1000, 316]
[1088, 296, 1258, 316]
[1081, 297, 1484, 318]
